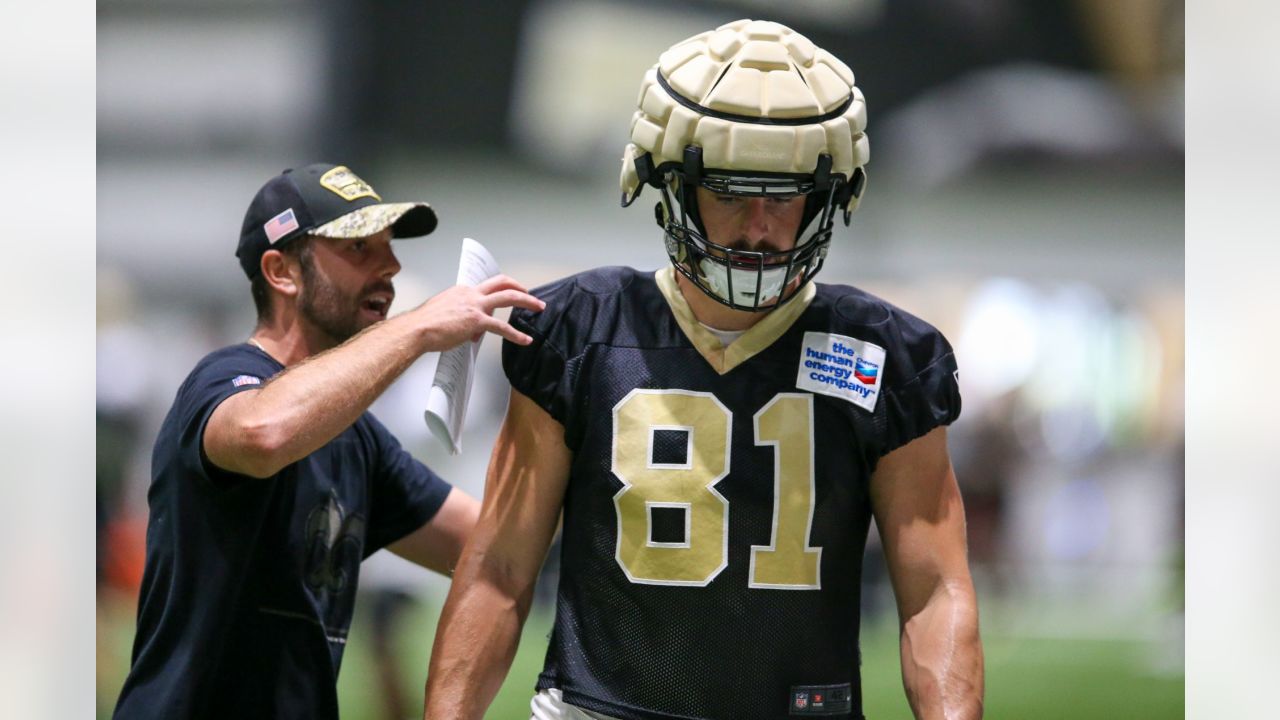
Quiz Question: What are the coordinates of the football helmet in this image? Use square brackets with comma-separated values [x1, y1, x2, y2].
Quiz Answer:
[621, 19, 869, 311]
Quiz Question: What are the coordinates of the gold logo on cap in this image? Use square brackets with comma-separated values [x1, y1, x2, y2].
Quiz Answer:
[319, 166, 382, 202]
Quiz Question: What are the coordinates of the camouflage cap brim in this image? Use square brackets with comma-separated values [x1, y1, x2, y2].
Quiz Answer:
[310, 202, 437, 239]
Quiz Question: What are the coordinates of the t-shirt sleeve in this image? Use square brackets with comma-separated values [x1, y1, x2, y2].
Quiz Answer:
[876, 313, 962, 457]
[173, 348, 282, 484]
[501, 276, 581, 426]
[362, 413, 453, 556]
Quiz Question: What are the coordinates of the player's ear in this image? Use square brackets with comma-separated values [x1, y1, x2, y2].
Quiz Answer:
[260, 249, 300, 299]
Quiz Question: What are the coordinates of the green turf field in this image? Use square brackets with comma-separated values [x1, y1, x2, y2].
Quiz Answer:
[98, 593, 1184, 719]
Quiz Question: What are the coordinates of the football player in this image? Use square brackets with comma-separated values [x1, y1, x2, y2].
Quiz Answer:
[424, 19, 983, 720]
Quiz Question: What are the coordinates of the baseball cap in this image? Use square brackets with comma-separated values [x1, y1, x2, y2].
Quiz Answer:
[236, 163, 439, 279]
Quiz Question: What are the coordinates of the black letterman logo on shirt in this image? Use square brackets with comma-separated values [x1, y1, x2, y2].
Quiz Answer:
[304, 490, 366, 594]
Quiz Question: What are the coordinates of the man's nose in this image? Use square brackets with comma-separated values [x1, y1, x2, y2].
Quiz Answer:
[742, 198, 772, 243]
[379, 244, 402, 278]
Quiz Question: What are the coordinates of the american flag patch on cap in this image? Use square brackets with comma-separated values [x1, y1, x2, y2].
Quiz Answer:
[231, 375, 261, 387]
[264, 208, 299, 243]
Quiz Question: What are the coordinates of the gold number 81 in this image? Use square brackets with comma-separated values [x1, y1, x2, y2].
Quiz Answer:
[611, 389, 822, 590]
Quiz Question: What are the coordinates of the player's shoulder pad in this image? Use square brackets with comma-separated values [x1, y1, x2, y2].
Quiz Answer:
[815, 282, 961, 455]
[531, 265, 638, 303]
[816, 282, 955, 390]
[508, 266, 641, 348]
[503, 267, 647, 427]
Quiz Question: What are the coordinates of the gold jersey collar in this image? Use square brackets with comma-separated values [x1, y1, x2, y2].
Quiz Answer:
[654, 266, 815, 375]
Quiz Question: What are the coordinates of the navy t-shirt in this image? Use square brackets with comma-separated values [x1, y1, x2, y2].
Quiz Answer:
[113, 344, 452, 720]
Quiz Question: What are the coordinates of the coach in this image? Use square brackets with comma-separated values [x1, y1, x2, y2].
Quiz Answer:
[113, 163, 543, 719]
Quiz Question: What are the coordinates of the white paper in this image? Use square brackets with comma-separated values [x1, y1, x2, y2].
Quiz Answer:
[424, 238, 501, 454]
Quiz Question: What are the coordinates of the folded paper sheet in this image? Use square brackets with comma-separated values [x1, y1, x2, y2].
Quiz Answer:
[424, 238, 500, 454]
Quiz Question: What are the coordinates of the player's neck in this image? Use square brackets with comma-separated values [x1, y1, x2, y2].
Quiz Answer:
[675, 272, 768, 332]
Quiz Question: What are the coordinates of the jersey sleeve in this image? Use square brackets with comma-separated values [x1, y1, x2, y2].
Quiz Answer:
[501, 274, 584, 427]
[173, 346, 283, 484]
[361, 413, 454, 555]
[875, 310, 962, 457]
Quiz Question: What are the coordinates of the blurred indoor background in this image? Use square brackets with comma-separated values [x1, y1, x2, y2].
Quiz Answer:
[96, 1, 1184, 718]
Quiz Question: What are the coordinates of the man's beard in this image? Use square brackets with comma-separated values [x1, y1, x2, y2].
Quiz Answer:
[298, 260, 390, 346]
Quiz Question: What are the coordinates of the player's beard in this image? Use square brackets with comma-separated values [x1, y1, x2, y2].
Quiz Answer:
[297, 256, 390, 347]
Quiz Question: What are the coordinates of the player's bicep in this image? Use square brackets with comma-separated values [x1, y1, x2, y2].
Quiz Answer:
[869, 425, 970, 619]
[466, 388, 571, 595]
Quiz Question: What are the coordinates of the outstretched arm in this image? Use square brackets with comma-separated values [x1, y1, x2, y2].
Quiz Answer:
[205, 276, 544, 478]
[871, 426, 984, 720]
[423, 389, 571, 719]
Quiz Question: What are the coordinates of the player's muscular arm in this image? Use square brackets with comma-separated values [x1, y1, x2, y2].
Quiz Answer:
[871, 426, 984, 720]
[205, 276, 544, 478]
[423, 390, 570, 720]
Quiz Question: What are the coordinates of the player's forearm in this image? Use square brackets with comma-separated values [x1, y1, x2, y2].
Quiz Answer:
[423, 563, 533, 719]
[899, 579, 984, 720]
[422, 391, 567, 718]
[241, 313, 428, 471]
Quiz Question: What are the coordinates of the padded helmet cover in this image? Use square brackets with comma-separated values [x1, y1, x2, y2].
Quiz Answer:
[620, 19, 869, 212]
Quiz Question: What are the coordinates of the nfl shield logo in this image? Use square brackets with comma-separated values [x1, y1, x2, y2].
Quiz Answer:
[794, 691, 809, 710]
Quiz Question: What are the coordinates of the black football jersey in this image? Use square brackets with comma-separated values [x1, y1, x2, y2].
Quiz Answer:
[503, 267, 960, 720]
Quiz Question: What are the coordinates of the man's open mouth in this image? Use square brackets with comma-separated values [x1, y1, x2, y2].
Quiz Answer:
[361, 293, 393, 318]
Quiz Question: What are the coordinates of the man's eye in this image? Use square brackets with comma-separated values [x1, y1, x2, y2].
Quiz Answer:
[351, 240, 367, 251]
[715, 195, 743, 205]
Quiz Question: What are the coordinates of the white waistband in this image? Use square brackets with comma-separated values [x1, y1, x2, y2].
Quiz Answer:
[529, 688, 623, 720]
